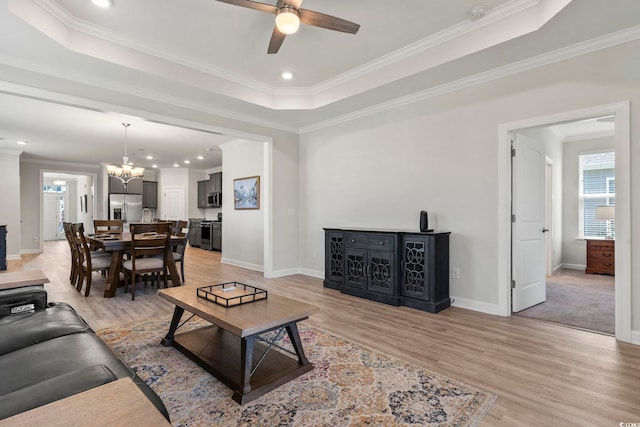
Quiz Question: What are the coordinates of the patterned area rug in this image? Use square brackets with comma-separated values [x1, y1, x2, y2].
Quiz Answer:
[97, 318, 496, 426]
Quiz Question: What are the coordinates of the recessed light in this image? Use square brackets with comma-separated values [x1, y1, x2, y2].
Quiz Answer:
[184, 160, 191, 164]
[173, 163, 179, 167]
[16, 140, 28, 145]
[146, 155, 153, 160]
[197, 155, 204, 160]
[152, 164, 158, 168]
[281, 71, 293, 80]
[92, 0, 114, 8]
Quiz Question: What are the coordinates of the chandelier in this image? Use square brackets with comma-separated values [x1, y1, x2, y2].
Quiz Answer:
[105, 123, 144, 185]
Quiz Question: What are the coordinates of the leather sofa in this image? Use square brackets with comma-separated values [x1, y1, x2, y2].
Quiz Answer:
[0, 284, 169, 421]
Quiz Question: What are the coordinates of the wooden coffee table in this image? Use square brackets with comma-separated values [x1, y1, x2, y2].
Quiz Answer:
[158, 286, 319, 404]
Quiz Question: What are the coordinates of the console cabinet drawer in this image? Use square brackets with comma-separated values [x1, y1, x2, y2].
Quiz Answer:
[344, 233, 395, 251]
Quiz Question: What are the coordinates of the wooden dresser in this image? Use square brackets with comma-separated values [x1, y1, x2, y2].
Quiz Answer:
[585, 239, 615, 275]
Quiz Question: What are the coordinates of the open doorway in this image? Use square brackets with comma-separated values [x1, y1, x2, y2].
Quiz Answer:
[42, 172, 96, 243]
[511, 116, 616, 335]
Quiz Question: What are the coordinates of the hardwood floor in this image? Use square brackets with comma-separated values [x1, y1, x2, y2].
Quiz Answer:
[7, 241, 640, 426]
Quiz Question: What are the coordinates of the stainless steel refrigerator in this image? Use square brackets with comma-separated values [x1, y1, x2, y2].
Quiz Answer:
[108, 193, 142, 225]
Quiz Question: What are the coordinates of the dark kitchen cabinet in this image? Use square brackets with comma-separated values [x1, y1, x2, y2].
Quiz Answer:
[324, 228, 450, 313]
[197, 180, 208, 208]
[109, 177, 142, 194]
[142, 180, 158, 208]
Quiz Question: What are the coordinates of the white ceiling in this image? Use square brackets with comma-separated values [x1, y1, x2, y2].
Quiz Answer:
[0, 0, 637, 169]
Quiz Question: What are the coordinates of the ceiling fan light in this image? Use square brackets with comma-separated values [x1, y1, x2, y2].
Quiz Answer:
[275, 8, 300, 35]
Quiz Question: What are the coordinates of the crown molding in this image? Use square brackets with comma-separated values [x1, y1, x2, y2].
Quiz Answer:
[22, 157, 100, 169]
[299, 24, 640, 134]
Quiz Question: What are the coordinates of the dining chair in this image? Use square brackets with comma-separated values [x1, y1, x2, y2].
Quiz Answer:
[168, 220, 189, 282]
[72, 223, 112, 297]
[93, 219, 124, 235]
[63, 223, 79, 286]
[122, 222, 171, 300]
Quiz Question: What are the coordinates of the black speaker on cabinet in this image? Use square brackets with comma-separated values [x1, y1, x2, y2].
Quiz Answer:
[420, 211, 433, 232]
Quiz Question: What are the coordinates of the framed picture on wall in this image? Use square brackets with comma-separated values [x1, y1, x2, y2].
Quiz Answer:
[80, 194, 88, 213]
[233, 176, 260, 210]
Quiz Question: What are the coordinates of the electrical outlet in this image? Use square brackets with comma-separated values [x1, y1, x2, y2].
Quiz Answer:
[451, 267, 460, 279]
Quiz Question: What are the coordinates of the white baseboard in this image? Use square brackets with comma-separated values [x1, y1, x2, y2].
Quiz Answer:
[630, 330, 640, 345]
[268, 267, 300, 278]
[562, 263, 586, 270]
[450, 296, 499, 316]
[220, 257, 263, 272]
[8, 254, 24, 259]
[299, 268, 324, 279]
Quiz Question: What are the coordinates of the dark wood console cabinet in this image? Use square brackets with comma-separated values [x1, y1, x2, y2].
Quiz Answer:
[324, 228, 450, 313]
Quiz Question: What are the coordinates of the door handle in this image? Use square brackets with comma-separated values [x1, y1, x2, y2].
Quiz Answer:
[541, 228, 549, 233]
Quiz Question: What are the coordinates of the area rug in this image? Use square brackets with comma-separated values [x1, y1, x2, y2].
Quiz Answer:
[97, 318, 497, 427]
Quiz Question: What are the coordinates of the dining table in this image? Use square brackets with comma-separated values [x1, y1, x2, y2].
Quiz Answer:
[87, 232, 184, 298]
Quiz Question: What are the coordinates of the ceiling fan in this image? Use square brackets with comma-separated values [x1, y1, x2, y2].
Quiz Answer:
[216, 0, 360, 54]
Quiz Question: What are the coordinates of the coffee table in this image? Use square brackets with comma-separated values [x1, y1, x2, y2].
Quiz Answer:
[158, 286, 319, 404]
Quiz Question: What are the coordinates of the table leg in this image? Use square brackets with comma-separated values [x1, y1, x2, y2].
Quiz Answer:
[285, 322, 310, 365]
[239, 336, 255, 395]
[161, 306, 185, 347]
[165, 251, 182, 287]
[103, 249, 123, 298]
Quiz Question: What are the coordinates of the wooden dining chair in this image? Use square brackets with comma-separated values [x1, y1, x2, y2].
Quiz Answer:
[93, 219, 124, 235]
[72, 223, 112, 297]
[168, 220, 189, 282]
[63, 223, 79, 286]
[122, 222, 171, 300]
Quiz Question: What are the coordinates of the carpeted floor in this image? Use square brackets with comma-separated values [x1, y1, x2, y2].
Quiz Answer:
[516, 269, 614, 335]
[97, 318, 497, 427]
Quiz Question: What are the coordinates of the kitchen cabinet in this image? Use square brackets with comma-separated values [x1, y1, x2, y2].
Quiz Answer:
[210, 172, 222, 193]
[142, 181, 158, 209]
[324, 228, 451, 313]
[109, 177, 142, 194]
[585, 239, 615, 275]
[197, 180, 208, 208]
[197, 172, 223, 208]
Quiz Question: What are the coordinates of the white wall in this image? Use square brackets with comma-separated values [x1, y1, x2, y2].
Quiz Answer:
[221, 140, 264, 270]
[562, 136, 615, 268]
[299, 39, 640, 317]
[0, 150, 21, 259]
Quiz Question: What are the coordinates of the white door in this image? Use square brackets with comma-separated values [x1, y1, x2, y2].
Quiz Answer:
[162, 186, 186, 221]
[512, 133, 547, 312]
[43, 193, 66, 241]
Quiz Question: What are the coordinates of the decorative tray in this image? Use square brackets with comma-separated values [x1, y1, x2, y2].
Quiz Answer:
[197, 282, 267, 307]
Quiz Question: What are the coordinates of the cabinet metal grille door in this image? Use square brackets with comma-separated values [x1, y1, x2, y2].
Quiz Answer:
[346, 250, 367, 289]
[369, 252, 393, 295]
[403, 240, 427, 298]
[329, 236, 344, 281]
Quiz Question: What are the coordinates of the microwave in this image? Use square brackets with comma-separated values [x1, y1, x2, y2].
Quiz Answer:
[207, 192, 222, 207]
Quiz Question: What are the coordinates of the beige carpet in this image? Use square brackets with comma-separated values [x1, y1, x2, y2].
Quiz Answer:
[516, 269, 614, 335]
[97, 317, 497, 426]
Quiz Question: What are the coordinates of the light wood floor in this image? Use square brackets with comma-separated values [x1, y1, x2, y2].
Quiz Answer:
[7, 241, 640, 426]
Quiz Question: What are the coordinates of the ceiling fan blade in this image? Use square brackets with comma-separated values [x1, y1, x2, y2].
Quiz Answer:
[299, 9, 360, 34]
[216, 0, 277, 14]
[276, 0, 303, 8]
[267, 26, 286, 54]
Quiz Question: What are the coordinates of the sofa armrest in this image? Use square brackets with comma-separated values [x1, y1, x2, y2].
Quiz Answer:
[0, 286, 48, 316]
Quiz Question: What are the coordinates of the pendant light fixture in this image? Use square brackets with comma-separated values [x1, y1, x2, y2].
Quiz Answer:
[105, 123, 144, 186]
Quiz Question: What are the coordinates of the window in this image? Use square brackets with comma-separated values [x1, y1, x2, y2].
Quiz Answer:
[579, 151, 615, 238]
